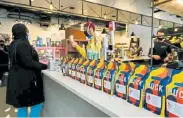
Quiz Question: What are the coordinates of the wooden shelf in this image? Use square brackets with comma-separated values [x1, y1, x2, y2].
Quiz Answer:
[74, 39, 88, 42]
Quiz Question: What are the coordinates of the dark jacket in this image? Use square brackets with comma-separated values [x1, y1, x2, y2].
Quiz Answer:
[6, 39, 46, 108]
[0, 47, 9, 76]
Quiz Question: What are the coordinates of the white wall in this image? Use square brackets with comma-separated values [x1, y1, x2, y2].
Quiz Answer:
[127, 24, 158, 55]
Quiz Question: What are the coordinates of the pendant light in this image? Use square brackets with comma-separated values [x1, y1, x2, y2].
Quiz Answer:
[50, 0, 54, 10]
[102, 28, 108, 34]
[59, 24, 65, 30]
[130, 32, 135, 37]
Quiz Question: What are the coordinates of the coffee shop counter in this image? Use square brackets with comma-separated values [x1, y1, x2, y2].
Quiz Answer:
[42, 70, 158, 117]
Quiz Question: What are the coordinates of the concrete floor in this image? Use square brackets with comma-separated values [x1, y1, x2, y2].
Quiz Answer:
[0, 87, 16, 117]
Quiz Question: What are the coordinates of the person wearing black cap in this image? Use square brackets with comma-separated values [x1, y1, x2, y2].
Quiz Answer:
[149, 29, 172, 66]
[6, 24, 47, 117]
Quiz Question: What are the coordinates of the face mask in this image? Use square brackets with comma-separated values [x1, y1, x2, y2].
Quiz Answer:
[27, 34, 31, 41]
[84, 31, 92, 40]
[157, 37, 163, 41]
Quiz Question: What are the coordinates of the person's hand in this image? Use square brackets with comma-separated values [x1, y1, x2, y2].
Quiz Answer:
[164, 57, 169, 63]
[71, 41, 78, 48]
[41, 64, 48, 70]
[152, 55, 161, 60]
[68, 35, 74, 42]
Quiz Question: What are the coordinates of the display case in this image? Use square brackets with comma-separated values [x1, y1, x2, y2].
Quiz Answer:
[35, 47, 67, 64]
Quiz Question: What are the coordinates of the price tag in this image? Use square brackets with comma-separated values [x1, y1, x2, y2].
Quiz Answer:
[72, 71, 76, 77]
[81, 74, 85, 80]
[88, 76, 93, 83]
[69, 69, 71, 75]
[146, 93, 161, 108]
[104, 80, 111, 90]
[116, 84, 126, 94]
[95, 78, 101, 86]
[129, 87, 140, 101]
[167, 99, 183, 117]
[77, 72, 80, 78]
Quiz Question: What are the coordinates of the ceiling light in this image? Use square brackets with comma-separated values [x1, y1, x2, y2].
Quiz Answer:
[31, 0, 34, 1]
[174, 28, 178, 32]
[56, 24, 60, 27]
[159, 25, 162, 29]
[50, 0, 54, 10]
[104, 13, 107, 19]
[15, 20, 19, 23]
[135, 20, 138, 24]
[20, 21, 23, 24]
[59, 24, 66, 30]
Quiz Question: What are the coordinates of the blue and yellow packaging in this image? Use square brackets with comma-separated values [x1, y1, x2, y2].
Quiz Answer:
[144, 67, 170, 116]
[114, 62, 131, 99]
[127, 65, 149, 107]
[62, 57, 69, 76]
[68, 58, 75, 77]
[166, 69, 183, 117]
[75, 58, 85, 81]
[129, 62, 137, 76]
[80, 59, 90, 84]
[71, 58, 79, 79]
[86, 60, 98, 87]
[94, 59, 105, 91]
[103, 61, 116, 95]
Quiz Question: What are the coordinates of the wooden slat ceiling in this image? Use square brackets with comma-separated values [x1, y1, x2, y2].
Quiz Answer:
[154, 0, 183, 17]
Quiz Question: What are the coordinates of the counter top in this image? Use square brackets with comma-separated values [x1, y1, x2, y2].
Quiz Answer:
[42, 70, 158, 117]
[115, 56, 150, 62]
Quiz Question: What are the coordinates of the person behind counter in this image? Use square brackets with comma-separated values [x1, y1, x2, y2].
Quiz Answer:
[6, 24, 48, 117]
[149, 29, 173, 66]
[68, 21, 102, 60]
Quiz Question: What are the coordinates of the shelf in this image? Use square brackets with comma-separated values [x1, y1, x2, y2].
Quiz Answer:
[74, 39, 88, 42]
